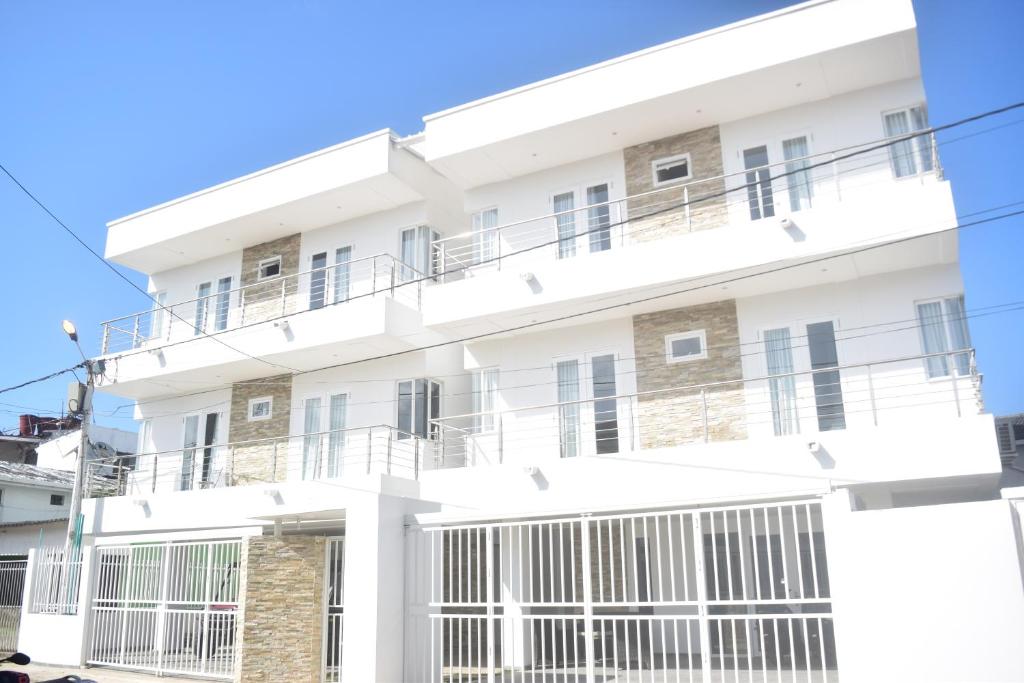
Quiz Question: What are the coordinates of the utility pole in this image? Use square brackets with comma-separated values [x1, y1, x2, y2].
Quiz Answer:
[59, 320, 93, 613]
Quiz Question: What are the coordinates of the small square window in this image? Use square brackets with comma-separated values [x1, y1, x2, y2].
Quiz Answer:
[652, 154, 692, 187]
[50, 494, 65, 506]
[248, 397, 273, 421]
[257, 257, 282, 281]
[665, 330, 707, 363]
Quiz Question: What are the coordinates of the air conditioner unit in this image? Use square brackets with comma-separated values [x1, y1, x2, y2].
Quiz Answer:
[995, 418, 1016, 456]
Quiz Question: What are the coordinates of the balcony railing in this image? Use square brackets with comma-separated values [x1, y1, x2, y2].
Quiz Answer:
[433, 348, 979, 467]
[431, 131, 942, 280]
[100, 253, 427, 355]
[86, 423, 455, 498]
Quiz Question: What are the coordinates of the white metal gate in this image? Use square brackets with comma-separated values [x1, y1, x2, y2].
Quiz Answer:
[87, 540, 241, 679]
[0, 558, 27, 652]
[323, 537, 345, 682]
[406, 499, 837, 682]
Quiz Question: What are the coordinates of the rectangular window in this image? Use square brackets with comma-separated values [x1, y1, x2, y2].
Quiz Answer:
[302, 396, 323, 480]
[472, 208, 498, 264]
[333, 246, 352, 304]
[586, 183, 612, 253]
[806, 321, 845, 431]
[743, 145, 775, 221]
[652, 154, 691, 187]
[397, 379, 442, 440]
[400, 226, 440, 281]
[180, 414, 200, 490]
[591, 354, 619, 454]
[556, 360, 581, 458]
[883, 105, 934, 178]
[257, 256, 282, 281]
[50, 494, 65, 506]
[194, 282, 212, 335]
[764, 328, 798, 436]
[214, 276, 232, 331]
[248, 396, 273, 421]
[138, 419, 152, 454]
[326, 393, 348, 478]
[471, 368, 499, 433]
[782, 136, 813, 212]
[665, 330, 707, 363]
[916, 295, 971, 378]
[147, 291, 167, 342]
[310, 252, 328, 310]
[553, 191, 577, 259]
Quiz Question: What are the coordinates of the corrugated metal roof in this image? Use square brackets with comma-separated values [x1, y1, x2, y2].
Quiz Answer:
[0, 461, 76, 489]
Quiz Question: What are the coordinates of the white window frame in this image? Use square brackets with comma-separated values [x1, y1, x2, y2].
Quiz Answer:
[49, 493, 66, 506]
[665, 329, 708, 363]
[881, 103, 934, 180]
[471, 367, 500, 434]
[548, 178, 618, 258]
[914, 295, 972, 380]
[651, 153, 692, 188]
[248, 396, 273, 422]
[257, 256, 283, 282]
[395, 378, 443, 440]
[471, 207, 499, 265]
[552, 349, 630, 457]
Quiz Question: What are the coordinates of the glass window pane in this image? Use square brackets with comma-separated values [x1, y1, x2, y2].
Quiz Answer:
[655, 159, 689, 184]
[310, 252, 327, 310]
[333, 247, 352, 304]
[884, 111, 917, 177]
[397, 381, 413, 438]
[743, 146, 774, 220]
[764, 328, 798, 435]
[194, 282, 211, 336]
[472, 369, 499, 433]
[327, 394, 347, 478]
[181, 415, 200, 490]
[944, 296, 971, 375]
[671, 336, 703, 359]
[910, 106, 934, 172]
[302, 397, 322, 480]
[214, 276, 232, 331]
[472, 208, 498, 264]
[430, 381, 441, 439]
[783, 136, 812, 212]
[807, 321, 845, 431]
[591, 354, 619, 454]
[557, 360, 580, 458]
[149, 291, 167, 341]
[554, 192, 576, 259]
[917, 301, 949, 377]
[415, 379, 428, 438]
[586, 183, 611, 253]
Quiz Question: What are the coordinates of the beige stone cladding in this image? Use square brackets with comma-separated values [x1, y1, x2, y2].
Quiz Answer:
[228, 374, 292, 485]
[633, 300, 746, 448]
[623, 126, 728, 242]
[235, 535, 326, 683]
[239, 233, 302, 324]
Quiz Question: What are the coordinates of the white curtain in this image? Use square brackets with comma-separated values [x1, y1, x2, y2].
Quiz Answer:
[148, 291, 167, 342]
[764, 328, 798, 436]
[333, 247, 351, 304]
[910, 106, 934, 173]
[327, 394, 347, 478]
[214, 276, 232, 331]
[302, 397, 322, 480]
[944, 296, 971, 375]
[472, 209, 498, 264]
[194, 282, 211, 335]
[180, 414, 199, 490]
[783, 136, 812, 212]
[472, 369, 499, 433]
[586, 183, 611, 253]
[557, 360, 580, 457]
[917, 301, 949, 377]
[554, 192, 576, 259]
[400, 228, 417, 281]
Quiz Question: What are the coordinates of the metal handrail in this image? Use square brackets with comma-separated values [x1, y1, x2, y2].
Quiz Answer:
[432, 347, 976, 425]
[100, 251, 424, 327]
[433, 130, 941, 245]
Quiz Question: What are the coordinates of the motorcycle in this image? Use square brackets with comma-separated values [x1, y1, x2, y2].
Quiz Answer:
[0, 653, 97, 683]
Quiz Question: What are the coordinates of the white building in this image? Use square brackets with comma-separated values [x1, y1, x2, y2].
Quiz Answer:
[18, 1, 1024, 681]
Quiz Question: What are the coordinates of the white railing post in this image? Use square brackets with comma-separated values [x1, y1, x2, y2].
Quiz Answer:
[280, 277, 286, 316]
[371, 256, 378, 295]
[700, 389, 709, 443]
[386, 430, 393, 476]
[950, 351, 962, 418]
[131, 314, 141, 349]
[366, 427, 373, 474]
[101, 324, 110, 355]
[580, 514, 596, 683]
[866, 364, 878, 426]
[497, 413, 504, 465]
[692, 514, 712, 683]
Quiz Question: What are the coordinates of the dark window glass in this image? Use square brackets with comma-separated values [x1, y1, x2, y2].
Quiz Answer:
[743, 146, 775, 221]
[807, 321, 845, 431]
[591, 354, 619, 454]
[656, 160, 689, 184]
[310, 252, 328, 310]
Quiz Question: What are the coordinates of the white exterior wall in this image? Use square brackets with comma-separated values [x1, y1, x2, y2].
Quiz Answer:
[0, 520, 65, 556]
[0, 483, 70, 525]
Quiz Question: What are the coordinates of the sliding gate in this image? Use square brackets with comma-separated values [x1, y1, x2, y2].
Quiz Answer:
[88, 540, 241, 679]
[406, 499, 837, 682]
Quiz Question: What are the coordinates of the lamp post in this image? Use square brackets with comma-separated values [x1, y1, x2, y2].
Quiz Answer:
[60, 319, 92, 613]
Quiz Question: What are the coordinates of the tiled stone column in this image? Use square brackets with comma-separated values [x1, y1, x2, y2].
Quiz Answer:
[239, 233, 302, 324]
[632, 300, 747, 448]
[623, 126, 728, 241]
[227, 374, 293, 485]
[235, 535, 326, 683]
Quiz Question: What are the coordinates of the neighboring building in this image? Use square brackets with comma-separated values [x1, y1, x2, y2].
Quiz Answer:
[996, 413, 1024, 487]
[0, 462, 73, 556]
[33, 424, 137, 473]
[17, 1, 1024, 682]
[0, 415, 83, 465]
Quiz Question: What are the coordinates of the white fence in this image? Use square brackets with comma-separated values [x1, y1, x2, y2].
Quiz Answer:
[405, 500, 837, 682]
[28, 547, 82, 615]
[0, 558, 26, 652]
[87, 540, 241, 679]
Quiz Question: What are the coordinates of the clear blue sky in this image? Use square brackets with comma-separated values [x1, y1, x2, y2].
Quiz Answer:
[0, 0, 1021, 432]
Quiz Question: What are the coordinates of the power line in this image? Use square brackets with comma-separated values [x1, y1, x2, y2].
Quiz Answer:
[0, 364, 84, 398]
[0, 163, 299, 374]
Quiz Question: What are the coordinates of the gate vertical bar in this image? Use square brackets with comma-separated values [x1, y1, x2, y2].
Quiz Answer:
[580, 515, 596, 683]
[485, 526, 495, 683]
[156, 544, 172, 673]
[692, 513, 712, 683]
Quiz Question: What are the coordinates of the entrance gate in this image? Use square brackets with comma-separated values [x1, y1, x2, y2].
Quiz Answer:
[0, 559, 27, 652]
[405, 499, 838, 682]
[323, 537, 345, 682]
[87, 540, 241, 679]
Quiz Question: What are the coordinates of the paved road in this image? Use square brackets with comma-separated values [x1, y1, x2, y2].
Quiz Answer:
[12, 662, 158, 682]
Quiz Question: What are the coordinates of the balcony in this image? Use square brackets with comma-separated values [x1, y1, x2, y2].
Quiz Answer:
[96, 254, 434, 398]
[425, 133, 952, 335]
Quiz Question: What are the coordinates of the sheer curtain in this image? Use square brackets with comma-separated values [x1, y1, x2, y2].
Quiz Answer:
[764, 328, 798, 436]
[554, 192, 577, 259]
[326, 394, 347, 478]
[557, 360, 581, 457]
[472, 209, 498, 265]
[472, 369, 499, 433]
[783, 136, 812, 212]
[910, 106, 934, 173]
[333, 247, 352, 304]
[916, 301, 949, 378]
[302, 397, 322, 480]
[883, 111, 917, 177]
[586, 184, 612, 253]
[944, 296, 971, 375]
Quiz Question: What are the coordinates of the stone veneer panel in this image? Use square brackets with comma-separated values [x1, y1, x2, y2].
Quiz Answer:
[235, 535, 326, 683]
[228, 374, 292, 485]
[240, 233, 302, 324]
[633, 300, 746, 448]
[623, 126, 727, 242]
